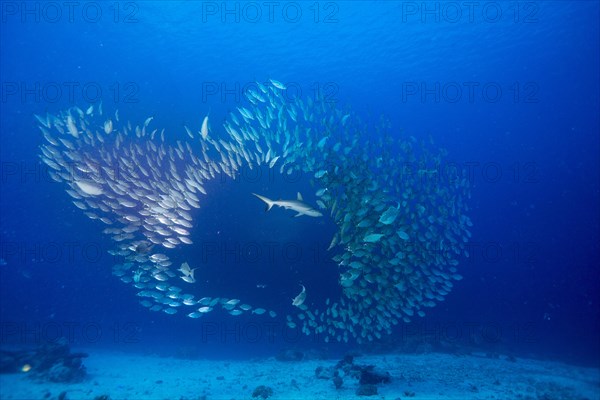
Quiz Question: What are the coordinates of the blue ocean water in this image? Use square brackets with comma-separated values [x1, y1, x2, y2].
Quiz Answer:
[0, 0, 598, 373]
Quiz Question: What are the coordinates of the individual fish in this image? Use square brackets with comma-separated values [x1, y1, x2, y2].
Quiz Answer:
[66, 115, 79, 138]
[292, 285, 306, 307]
[314, 170, 327, 179]
[268, 155, 280, 168]
[269, 79, 286, 90]
[397, 230, 410, 240]
[74, 180, 103, 196]
[184, 125, 194, 139]
[379, 205, 399, 225]
[180, 275, 195, 283]
[252, 192, 323, 218]
[201, 115, 209, 140]
[104, 120, 113, 134]
[363, 233, 384, 243]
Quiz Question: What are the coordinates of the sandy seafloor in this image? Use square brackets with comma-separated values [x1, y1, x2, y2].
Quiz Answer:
[1, 351, 598, 400]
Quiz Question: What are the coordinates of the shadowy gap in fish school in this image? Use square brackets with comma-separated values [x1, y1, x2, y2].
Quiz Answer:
[177, 162, 341, 317]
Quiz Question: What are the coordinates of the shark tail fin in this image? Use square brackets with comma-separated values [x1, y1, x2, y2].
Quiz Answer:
[252, 193, 275, 211]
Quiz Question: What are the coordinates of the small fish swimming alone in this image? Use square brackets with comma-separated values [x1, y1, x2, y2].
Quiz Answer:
[252, 192, 323, 217]
[292, 284, 306, 307]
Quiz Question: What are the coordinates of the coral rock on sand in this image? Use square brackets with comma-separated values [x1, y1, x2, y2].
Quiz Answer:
[358, 365, 392, 385]
[356, 384, 378, 396]
[315, 365, 337, 380]
[333, 375, 343, 389]
[0, 337, 87, 383]
[252, 385, 274, 399]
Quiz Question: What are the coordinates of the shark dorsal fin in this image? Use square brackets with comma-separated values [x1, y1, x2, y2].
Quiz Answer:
[297, 192, 303, 201]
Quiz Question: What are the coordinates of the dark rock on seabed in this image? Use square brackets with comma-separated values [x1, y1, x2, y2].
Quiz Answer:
[0, 337, 87, 383]
[252, 385, 274, 399]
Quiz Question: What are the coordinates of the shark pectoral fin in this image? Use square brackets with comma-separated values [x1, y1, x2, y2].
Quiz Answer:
[294, 213, 303, 217]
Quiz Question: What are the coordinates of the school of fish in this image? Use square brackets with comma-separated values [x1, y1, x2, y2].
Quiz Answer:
[36, 79, 472, 343]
